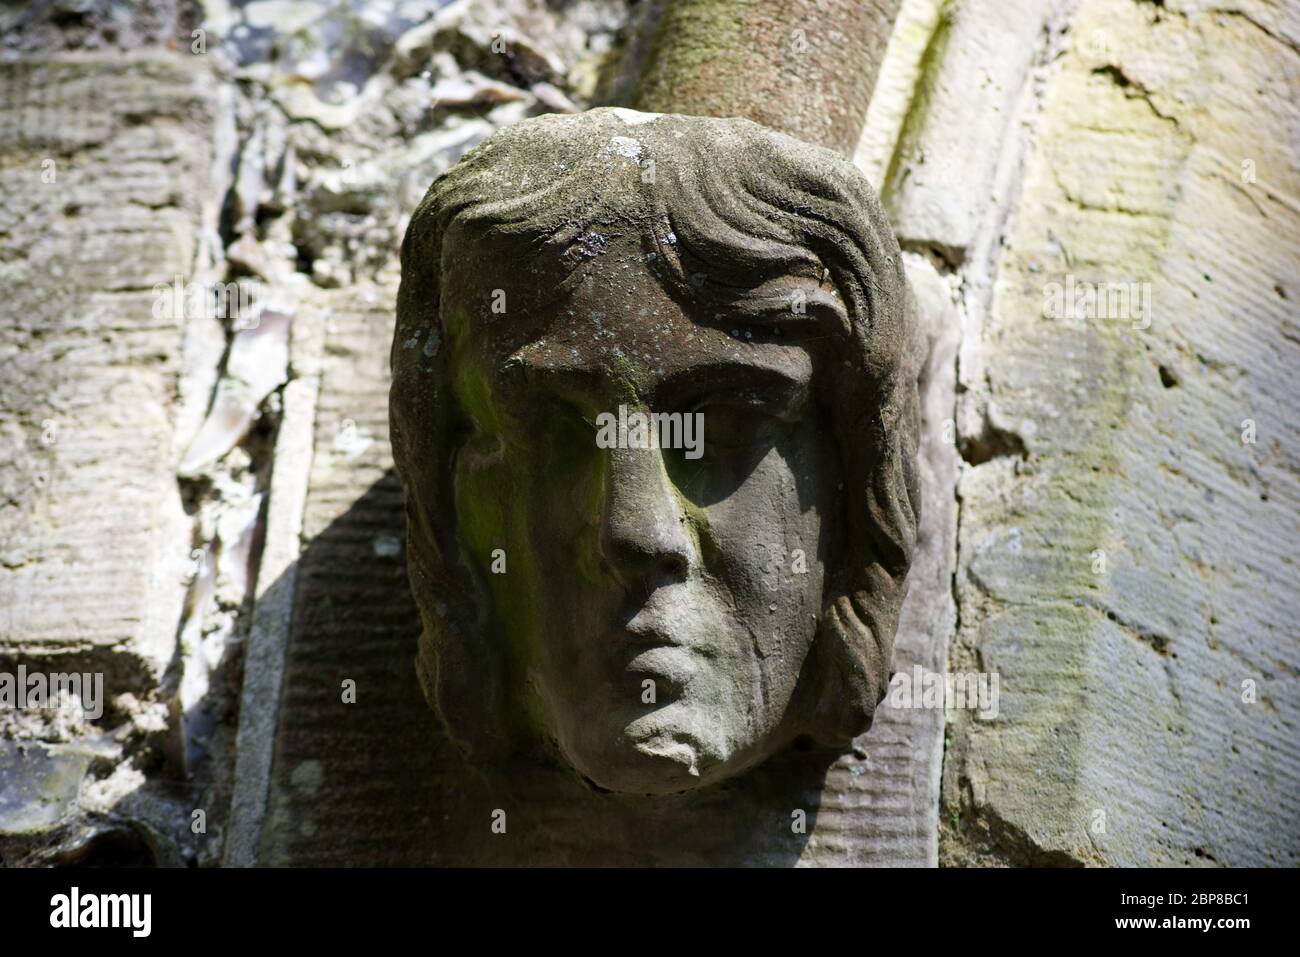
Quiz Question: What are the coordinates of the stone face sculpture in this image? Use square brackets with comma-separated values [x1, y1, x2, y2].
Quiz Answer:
[390, 107, 921, 795]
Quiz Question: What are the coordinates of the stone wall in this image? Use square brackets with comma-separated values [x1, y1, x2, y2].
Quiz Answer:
[1, 0, 1296, 866]
[864, 0, 1300, 865]
[1, 2, 222, 863]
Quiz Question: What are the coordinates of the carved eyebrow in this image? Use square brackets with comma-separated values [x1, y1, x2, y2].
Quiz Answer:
[499, 351, 632, 412]
[718, 279, 850, 338]
[657, 357, 812, 403]
[500, 349, 811, 418]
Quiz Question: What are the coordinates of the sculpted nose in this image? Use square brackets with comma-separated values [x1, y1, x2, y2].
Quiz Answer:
[600, 445, 696, 586]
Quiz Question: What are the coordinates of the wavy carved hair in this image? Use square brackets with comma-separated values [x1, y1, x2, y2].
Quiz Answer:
[391, 108, 922, 758]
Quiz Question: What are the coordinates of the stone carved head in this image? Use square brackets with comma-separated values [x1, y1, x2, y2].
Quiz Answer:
[391, 108, 921, 795]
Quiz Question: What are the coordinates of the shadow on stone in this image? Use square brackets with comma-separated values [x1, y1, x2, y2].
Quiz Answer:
[255, 471, 833, 865]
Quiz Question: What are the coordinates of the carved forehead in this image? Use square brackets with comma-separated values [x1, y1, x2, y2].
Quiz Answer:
[437, 225, 844, 340]
[442, 235, 851, 406]
[440, 236, 819, 399]
[395, 105, 913, 417]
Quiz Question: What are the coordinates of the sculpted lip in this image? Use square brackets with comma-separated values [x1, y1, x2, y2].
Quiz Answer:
[610, 626, 694, 694]
[621, 621, 685, 648]
[623, 654, 689, 703]
[617, 613, 721, 662]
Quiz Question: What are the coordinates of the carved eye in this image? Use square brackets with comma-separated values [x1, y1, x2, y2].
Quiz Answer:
[693, 393, 803, 458]
[699, 406, 769, 452]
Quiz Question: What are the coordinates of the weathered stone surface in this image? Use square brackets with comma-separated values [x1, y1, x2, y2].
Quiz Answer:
[852, 0, 944, 189]
[0, 54, 215, 689]
[936, 0, 1300, 865]
[873, 251, 960, 866]
[224, 287, 327, 867]
[634, 0, 904, 155]
[0, 49, 228, 865]
[0, 0, 198, 55]
[884, 0, 1056, 265]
